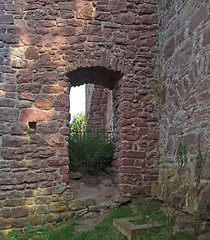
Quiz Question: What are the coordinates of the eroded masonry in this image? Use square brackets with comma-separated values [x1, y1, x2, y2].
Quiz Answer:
[0, 0, 209, 232]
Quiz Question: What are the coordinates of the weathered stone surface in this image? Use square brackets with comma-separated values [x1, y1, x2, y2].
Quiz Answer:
[155, 0, 210, 220]
[25, 47, 39, 60]
[82, 198, 96, 207]
[0, 15, 14, 24]
[198, 186, 210, 219]
[164, 37, 174, 60]
[36, 204, 49, 214]
[69, 171, 82, 180]
[189, 6, 207, 34]
[0, 0, 209, 233]
[20, 109, 47, 122]
[10, 207, 29, 218]
[69, 200, 83, 211]
[50, 201, 67, 213]
[2, 135, 28, 147]
[198, 232, 210, 240]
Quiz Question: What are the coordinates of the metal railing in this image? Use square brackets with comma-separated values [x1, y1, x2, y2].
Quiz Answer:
[69, 127, 113, 173]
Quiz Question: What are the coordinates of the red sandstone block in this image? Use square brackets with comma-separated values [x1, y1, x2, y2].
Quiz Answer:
[2, 135, 28, 148]
[42, 86, 63, 94]
[62, 174, 69, 183]
[1, 208, 11, 218]
[112, 159, 123, 167]
[109, 0, 127, 14]
[25, 47, 39, 60]
[37, 20, 56, 28]
[17, 70, 33, 83]
[189, 6, 207, 35]
[57, 148, 68, 156]
[47, 157, 67, 167]
[0, 15, 14, 24]
[0, 98, 14, 107]
[120, 166, 140, 174]
[59, 166, 69, 175]
[47, 134, 64, 147]
[141, 14, 158, 25]
[164, 37, 175, 60]
[0, 33, 19, 44]
[143, 175, 158, 181]
[25, 172, 39, 183]
[11, 122, 27, 136]
[118, 151, 146, 159]
[33, 72, 59, 85]
[134, 160, 145, 168]
[95, 12, 112, 21]
[0, 84, 16, 92]
[119, 185, 132, 195]
[203, 27, 210, 46]
[141, 169, 159, 176]
[0, 65, 15, 74]
[11, 207, 29, 218]
[54, 94, 70, 111]
[51, 26, 75, 36]
[38, 148, 56, 158]
[20, 109, 47, 122]
[11, 59, 28, 69]
[59, 127, 69, 136]
[76, 1, 93, 20]
[34, 95, 54, 110]
[138, 4, 157, 15]
[139, 30, 157, 40]
[17, 83, 42, 93]
[131, 186, 142, 195]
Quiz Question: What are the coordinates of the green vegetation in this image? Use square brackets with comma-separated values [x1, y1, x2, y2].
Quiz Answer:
[69, 113, 114, 174]
[70, 113, 85, 133]
[2, 195, 197, 240]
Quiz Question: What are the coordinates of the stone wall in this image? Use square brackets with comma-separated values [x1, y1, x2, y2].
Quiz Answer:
[85, 84, 109, 129]
[85, 84, 113, 131]
[152, 0, 210, 218]
[0, 0, 159, 232]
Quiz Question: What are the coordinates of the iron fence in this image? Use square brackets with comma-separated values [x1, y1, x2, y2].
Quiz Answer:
[69, 127, 113, 173]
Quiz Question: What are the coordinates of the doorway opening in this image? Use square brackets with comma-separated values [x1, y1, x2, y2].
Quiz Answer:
[68, 66, 123, 175]
[69, 83, 114, 175]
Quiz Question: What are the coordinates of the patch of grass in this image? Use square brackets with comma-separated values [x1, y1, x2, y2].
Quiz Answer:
[1, 196, 197, 240]
[1, 219, 77, 240]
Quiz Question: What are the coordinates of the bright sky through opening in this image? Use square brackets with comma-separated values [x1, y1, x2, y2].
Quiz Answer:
[70, 85, 85, 121]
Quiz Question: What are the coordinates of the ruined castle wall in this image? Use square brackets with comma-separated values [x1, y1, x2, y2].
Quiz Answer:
[0, 0, 159, 232]
[85, 84, 113, 131]
[85, 84, 109, 129]
[153, 0, 210, 218]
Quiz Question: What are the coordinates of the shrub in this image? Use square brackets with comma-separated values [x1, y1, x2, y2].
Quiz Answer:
[69, 114, 114, 174]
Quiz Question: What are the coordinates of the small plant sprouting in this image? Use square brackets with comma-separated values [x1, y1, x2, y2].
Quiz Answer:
[196, 136, 207, 186]
[53, 220, 62, 226]
[164, 211, 172, 226]
[114, 203, 121, 210]
[24, 225, 36, 233]
[28, 127, 35, 135]
[176, 140, 188, 168]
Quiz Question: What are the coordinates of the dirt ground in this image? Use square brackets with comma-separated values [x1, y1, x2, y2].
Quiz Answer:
[75, 212, 109, 232]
